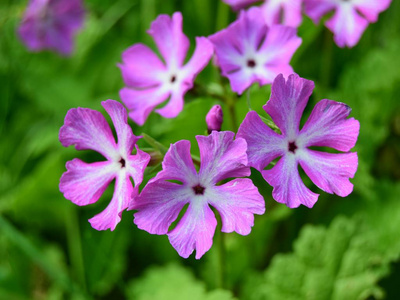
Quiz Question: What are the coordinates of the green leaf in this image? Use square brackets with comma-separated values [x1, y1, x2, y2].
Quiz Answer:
[126, 264, 235, 300]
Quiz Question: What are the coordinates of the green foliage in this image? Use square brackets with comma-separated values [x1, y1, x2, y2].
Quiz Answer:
[242, 184, 400, 300]
[126, 264, 235, 300]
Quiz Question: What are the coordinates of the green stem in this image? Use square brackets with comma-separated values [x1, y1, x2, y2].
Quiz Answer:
[141, 133, 168, 155]
[246, 89, 252, 111]
[218, 231, 226, 289]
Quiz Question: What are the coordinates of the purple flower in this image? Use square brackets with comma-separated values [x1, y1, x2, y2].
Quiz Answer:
[304, 0, 392, 47]
[206, 105, 224, 133]
[119, 12, 214, 126]
[132, 131, 265, 259]
[18, 0, 85, 55]
[237, 74, 359, 208]
[59, 100, 150, 231]
[224, 0, 303, 27]
[209, 7, 302, 95]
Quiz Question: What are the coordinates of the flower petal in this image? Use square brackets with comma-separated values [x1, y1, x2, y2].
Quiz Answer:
[101, 100, 140, 157]
[119, 86, 170, 126]
[154, 140, 197, 184]
[259, 25, 302, 66]
[148, 12, 189, 68]
[260, 0, 303, 27]
[353, 0, 392, 23]
[298, 99, 360, 152]
[155, 89, 184, 119]
[304, 0, 336, 24]
[262, 155, 319, 208]
[237, 111, 285, 170]
[119, 44, 166, 89]
[325, 4, 369, 48]
[133, 181, 192, 234]
[197, 131, 250, 184]
[264, 74, 314, 140]
[59, 106, 117, 160]
[209, 178, 265, 235]
[59, 159, 117, 206]
[168, 201, 217, 259]
[127, 146, 151, 198]
[299, 150, 358, 197]
[89, 172, 133, 231]
[182, 37, 214, 85]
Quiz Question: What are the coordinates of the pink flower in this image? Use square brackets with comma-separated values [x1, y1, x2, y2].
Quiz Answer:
[206, 105, 223, 133]
[132, 131, 265, 259]
[59, 100, 150, 231]
[18, 0, 85, 55]
[304, 0, 392, 47]
[209, 7, 302, 95]
[223, 0, 303, 27]
[119, 12, 214, 126]
[237, 74, 360, 208]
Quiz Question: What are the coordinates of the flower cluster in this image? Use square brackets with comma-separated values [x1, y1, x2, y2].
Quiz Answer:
[29, 1, 376, 259]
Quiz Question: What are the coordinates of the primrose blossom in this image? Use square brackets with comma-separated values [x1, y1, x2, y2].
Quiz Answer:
[304, 0, 392, 47]
[59, 100, 150, 231]
[209, 7, 301, 95]
[119, 12, 214, 126]
[133, 131, 265, 259]
[238, 74, 359, 208]
[18, 0, 85, 55]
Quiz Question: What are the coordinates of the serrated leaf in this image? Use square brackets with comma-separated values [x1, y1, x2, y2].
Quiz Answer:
[126, 264, 235, 300]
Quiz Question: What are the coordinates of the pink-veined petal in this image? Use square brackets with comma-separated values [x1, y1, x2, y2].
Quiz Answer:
[154, 140, 197, 184]
[119, 44, 166, 89]
[89, 172, 133, 231]
[127, 146, 151, 192]
[299, 150, 358, 197]
[259, 25, 302, 66]
[60, 159, 117, 206]
[262, 155, 319, 208]
[325, 4, 369, 48]
[282, 0, 303, 27]
[168, 201, 217, 259]
[148, 12, 189, 68]
[59, 106, 117, 160]
[209, 178, 265, 235]
[298, 99, 360, 151]
[133, 181, 192, 234]
[264, 74, 314, 140]
[102, 100, 140, 157]
[237, 111, 285, 171]
[119, 86, 170, 126]
[353, 0, 392, 23]
[197, 131, 250, 184]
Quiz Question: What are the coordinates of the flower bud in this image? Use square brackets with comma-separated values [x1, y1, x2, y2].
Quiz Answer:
[206, 105, 223, 134]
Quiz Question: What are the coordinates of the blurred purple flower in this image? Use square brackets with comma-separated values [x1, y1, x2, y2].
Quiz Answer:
[132, 131, 265, 259]
[206, 105, 223, 133]
[209, 7, 302, 95]
[119, 12, 214, 126]
[304, 0, 392, 47]
[223, 0, 303, 27]
[59, 100, 150, 231]
[18, 0, 85, 55]
[238, 74, 360, 208]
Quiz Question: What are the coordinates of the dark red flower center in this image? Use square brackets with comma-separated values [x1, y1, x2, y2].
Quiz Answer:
[170, 75, 177, 83]
[247, 59, 256, 68]
[192, 184, 205, 195]
[119, 158, 126, 168]
[288, 141, 298, 153]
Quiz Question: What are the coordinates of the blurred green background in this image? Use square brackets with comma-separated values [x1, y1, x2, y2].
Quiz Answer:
[1, 0, 400, 299]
